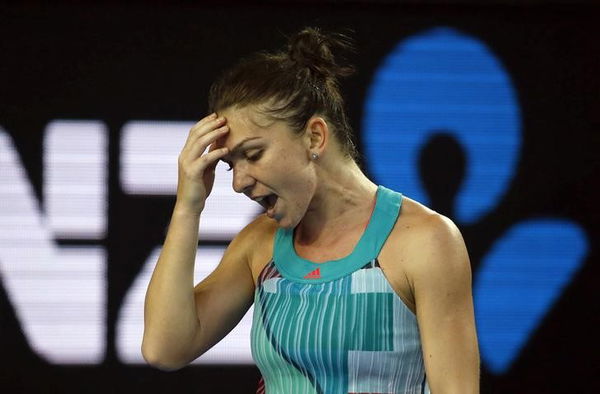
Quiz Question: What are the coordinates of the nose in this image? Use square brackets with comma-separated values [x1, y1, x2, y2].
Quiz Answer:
[232, 162, 255, 194]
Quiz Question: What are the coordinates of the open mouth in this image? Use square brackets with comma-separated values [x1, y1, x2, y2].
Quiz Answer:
[255, 194, 278, 211]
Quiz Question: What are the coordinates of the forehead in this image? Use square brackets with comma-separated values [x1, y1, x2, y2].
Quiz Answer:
[219, 105, 281, 147]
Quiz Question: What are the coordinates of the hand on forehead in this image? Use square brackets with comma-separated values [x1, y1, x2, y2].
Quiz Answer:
[212, 134, 228, 151]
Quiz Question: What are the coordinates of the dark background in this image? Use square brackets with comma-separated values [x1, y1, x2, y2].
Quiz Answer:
[1, 1, 599, 393]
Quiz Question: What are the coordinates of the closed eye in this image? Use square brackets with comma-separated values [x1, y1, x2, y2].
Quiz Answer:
[246, 150, 263, 162]
[222, 148, 262, 171]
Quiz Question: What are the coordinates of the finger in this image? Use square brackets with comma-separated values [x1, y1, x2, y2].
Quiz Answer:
[182, 121, 228, 157]
[188, 115, 225, 139]
[209, 133, 228, 152]
[195, 112, 218, 129]
[190, 146, 230, 174]
[186, 125, 229, 160]
[182, 121, 225, 156]
[182, 115, 224, 151]
[185, 114, 216, 140]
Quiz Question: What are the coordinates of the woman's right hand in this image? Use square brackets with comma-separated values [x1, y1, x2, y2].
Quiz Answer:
[175, 113, 230, 215]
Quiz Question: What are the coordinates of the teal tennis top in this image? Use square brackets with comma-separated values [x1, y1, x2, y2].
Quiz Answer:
[251, 186, 430, 394]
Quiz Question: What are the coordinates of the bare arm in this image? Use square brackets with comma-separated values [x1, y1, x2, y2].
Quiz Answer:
[142, 113, 255, 370]
[408, 214, 480, 393]
[141, 205, 202, 370]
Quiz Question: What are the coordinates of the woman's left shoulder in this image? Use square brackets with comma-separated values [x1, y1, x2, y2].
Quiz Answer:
[394, 197, 463, 243]
[378, 197, 470, 310]
[386, 196, 470, 277]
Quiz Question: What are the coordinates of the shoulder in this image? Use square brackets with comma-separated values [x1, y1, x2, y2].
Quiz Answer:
[228, 214, 277, 256]
[387, 197, 471, 288]
[234, 213, 278, 246]
[228, 214, 277, 281]
[395, 197, 464, 249]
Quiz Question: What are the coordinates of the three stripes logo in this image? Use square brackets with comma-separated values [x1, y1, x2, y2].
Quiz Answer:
[303, 268, 321, 279]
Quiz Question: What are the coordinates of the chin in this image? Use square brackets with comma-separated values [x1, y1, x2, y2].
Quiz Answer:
[275, 218, 295, 230]
[273, 213, 301, 230]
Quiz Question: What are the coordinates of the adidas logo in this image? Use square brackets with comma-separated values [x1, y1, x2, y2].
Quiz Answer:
[303, 267, 321, 279]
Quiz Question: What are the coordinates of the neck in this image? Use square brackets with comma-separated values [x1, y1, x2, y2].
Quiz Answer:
[295, 158, 378, 246]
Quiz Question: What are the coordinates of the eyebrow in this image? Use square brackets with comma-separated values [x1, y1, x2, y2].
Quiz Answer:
[223, 137, 262, 160]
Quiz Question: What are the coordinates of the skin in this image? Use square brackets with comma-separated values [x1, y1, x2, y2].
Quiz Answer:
[142, 104, 479, 393]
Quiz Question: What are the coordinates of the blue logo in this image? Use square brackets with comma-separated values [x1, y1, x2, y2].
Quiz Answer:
[362, 27, 588, 374]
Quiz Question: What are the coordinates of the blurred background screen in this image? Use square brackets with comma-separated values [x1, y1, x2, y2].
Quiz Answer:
[1, 1, 598, 393]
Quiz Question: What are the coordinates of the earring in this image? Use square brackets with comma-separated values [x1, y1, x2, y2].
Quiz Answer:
[311, 152, 319, 160]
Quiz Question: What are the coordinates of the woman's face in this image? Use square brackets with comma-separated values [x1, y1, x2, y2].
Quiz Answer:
[218, 105, 317, 229]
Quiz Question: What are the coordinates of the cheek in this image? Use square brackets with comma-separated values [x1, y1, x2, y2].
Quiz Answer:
[266, 143, 316, 195]
[288, 173, 317, 214]
[268, 149, 308, 179]
[281, 160, 315, 192]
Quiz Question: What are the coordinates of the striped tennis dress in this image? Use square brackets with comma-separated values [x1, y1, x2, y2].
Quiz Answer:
[251, 186, 430, 394]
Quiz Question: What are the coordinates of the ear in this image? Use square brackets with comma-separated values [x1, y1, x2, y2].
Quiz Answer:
[305, 116, 328, 154]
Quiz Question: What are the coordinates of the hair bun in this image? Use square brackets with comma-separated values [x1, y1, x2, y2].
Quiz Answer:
[287, 27, 355, 79]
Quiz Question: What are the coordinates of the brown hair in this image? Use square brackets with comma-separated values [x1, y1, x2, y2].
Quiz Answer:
[208, 27, 358, 161]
